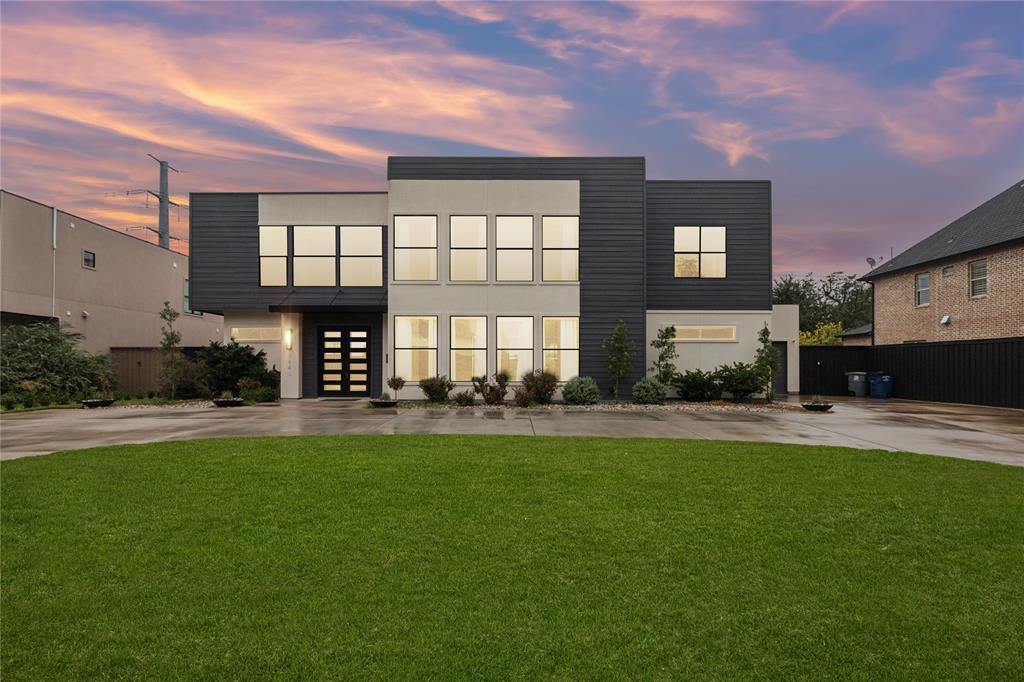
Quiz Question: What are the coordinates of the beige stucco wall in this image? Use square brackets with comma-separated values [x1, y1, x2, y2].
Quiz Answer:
[0, 191, 222, 353]
[258, 192, 388, 226]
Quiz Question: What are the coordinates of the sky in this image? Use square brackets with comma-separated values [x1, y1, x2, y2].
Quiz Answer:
[1, 1, 1022, 274]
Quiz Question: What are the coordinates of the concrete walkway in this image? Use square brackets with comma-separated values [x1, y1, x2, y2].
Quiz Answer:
[1, 397, 1021, 466]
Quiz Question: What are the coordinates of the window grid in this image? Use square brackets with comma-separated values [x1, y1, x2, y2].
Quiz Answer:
[259, 225, 288, 286]
[394, 315, 438, 382]
[449, 215, 487, 282]
[293, 225, 338, 287]
[496, 216, 534, 282]
[340, 225, 383, 287]
[915, 273, 930, 306]
[497, 316, 534, 380]
[450, 315, 487, 382]
[394, 216, 438, 282]
[674, 225, 726, 279]
[969, 259, 988, 297]
[542, 316, 579, 381]
[541, 216, 579, 282]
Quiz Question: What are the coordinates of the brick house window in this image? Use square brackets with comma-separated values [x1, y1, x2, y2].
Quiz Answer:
[969, 259, 987, 297]
[914, 273, 930, 306]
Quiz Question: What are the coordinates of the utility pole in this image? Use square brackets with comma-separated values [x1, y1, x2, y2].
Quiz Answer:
[108, 154, 186, 250]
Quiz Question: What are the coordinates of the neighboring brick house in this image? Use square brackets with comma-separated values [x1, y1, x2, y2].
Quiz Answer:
[862, 180, 1024, 345]
[840, 323, 872, 346]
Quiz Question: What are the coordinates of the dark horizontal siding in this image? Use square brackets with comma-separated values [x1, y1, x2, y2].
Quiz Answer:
[645, 181, 771, 311]
[188, 193, 388, 314]
[389, 157, 647, 398]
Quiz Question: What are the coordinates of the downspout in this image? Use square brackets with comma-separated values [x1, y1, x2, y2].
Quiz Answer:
[51, 207, 58, 319]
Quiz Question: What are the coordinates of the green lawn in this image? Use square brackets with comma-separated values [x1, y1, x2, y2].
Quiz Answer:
[2, 436, 1021, 680]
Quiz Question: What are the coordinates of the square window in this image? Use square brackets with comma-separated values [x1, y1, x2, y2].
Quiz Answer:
[674, 226, 726, 278]
[82, 250, 96, 269]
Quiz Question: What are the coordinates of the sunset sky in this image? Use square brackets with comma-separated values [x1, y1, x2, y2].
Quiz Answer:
[2, 1, 1021, 274]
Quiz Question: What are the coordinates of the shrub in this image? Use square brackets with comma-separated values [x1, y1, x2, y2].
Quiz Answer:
[753, 323, 781, 401]
[36, 392, 53, 407]
[453, 389, 476, 406]
[21, 393, 36, 408]
[649, 325, 678, 385]
[520, 369, 558, 405]
[237, 377, 262, 393]
[0, 321, 113, 400]
[601, 320, 636, 400]
[240, 385, 279, 403]
[472, 372, 509, 405]
[147, 390, 157, 399]
[1, 394, 17, 410]
[387, 376, 406, 393]
[562, 376, 601, 405]
[198, 341, 272, 396]
[632, 376, 667, 405]
[715, 362, 763, 402]
[378, 390, 391, 401]
[512, 385, 534, 407]
[673, 369, 722, 402]
[419, 376, 454, 403]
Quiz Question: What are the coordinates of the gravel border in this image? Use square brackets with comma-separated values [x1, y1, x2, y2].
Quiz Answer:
[396, 400, 801, 413]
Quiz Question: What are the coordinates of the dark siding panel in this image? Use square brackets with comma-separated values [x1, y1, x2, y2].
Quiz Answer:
[301, 312, 384, 398]
[388, 157, 647, 397]
[188, 193, 388, 313]
[645, 181, 771, 311]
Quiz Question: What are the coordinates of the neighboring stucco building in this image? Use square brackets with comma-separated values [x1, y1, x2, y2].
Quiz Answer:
[0, 190, 223, 353]
[862, 180, 1024, 345]
[189, 157, 799, 399]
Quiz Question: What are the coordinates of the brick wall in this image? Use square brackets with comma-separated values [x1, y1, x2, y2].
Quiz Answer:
[872, 242, 1024, 344]
[841, 335, 872, 346]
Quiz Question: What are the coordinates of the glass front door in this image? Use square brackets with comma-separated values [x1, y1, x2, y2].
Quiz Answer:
[318, 327, 370, 397]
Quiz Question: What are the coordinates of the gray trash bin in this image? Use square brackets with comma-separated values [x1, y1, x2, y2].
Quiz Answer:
[845, 371, 868, 397]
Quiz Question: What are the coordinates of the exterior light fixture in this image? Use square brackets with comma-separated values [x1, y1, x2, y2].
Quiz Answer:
[284, 328, 293, 350]
[940, 315, 952, 326]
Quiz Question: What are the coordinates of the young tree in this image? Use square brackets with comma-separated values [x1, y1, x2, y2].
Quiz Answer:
[753, 323, 781, 401]
[601, 320, 636, 400]
[158, 301, 184, 399]
[799, 322, 844, 346]
[649, 324, 678, 384]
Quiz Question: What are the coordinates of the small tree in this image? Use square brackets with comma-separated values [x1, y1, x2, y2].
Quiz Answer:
[601, 320, 636, 400]
[649, 325, 678, 384]
[158, 301, 184, 399]
[753, 323, 781, 401]
[799, 322, 844, 346]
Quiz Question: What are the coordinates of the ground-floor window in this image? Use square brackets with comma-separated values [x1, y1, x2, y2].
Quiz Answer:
[451, 316, 486, 381]
[497, 317, 533, 379]
[542, 317, 579, 380]
[394, 316, 437, 381]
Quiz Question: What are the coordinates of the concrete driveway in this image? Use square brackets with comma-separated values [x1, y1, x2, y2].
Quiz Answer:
[1, 397, 1021, 466]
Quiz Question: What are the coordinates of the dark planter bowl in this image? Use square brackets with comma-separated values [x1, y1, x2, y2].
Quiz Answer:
[212, 398, 246, 408]
[81, 398, 115, 408]
[801, 402, 834, 412]
[369, 399, 399, 408]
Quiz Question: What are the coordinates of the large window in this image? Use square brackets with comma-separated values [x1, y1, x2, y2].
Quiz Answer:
[230, 327, 282, 342]
[542, 216, 579, 281]
[497, 316, 533, 378]
[394, 216, 437, 281]
[496, 216, 533, 281]
[259, 226, 287, 286]
[674, 225, 726, 278]
[340, 226, 383, 286]
[969, 259, 987, 297]
[915, 273, 930, 306]
[450, 216, 487, 282]
[672, 325, 737, 342]
[293, 225, 336, 286]
[542, 317, 579, 380]
[394, 316, 437, 381]
[450, 316, 487, 381]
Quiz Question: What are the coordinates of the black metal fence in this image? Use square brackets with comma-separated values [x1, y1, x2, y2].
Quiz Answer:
[800, 337, 1024, 408]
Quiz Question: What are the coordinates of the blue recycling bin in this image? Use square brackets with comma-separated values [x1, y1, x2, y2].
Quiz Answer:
[869, 373, 893, 399]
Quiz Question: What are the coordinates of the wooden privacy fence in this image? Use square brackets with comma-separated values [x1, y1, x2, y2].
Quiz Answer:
[109, 347, 202, 395]
[800, 337, 1024, 409]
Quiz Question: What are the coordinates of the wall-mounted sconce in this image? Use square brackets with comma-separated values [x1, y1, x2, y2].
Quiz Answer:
[284, 328, 293, 351]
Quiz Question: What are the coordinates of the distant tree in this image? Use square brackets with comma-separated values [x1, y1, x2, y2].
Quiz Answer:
[773, 272, 871, 332]
[649, 325, 678, 385]
[799, 322, 844, 346]
[601, 320, 636, 400]
[158, 301, 184, 399]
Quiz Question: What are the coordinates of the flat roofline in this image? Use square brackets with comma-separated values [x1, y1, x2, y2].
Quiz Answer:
[645, 179, 772, 184]
[388, 155, 646, 161]
[189, 190, 387, 196]
[1, 189, 189, 258]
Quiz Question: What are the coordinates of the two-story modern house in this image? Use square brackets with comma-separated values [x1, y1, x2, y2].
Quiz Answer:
[189, 157, 798, 399]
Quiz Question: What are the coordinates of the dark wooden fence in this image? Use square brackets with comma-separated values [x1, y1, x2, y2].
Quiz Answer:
[110, 347, 203, 395]
[800, 337, 1024, 409]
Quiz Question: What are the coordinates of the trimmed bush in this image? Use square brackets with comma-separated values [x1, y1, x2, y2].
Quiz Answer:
[632, 377, 667, 405]
[673, 369, 722, 402]
[512, 385, 534, 407]
[198, 342, 274, 396]
[240, 386, 278, 403]
[419, 376, 455, 403]
[387, 376, 406, 393]
[715, 362, 763, 402]
[453, 390, 476, 406]
[1, 394, 17, 410]
[21, 394, 36, 409]
[520, 369, 558, 405]
[562, 376, 601, 405]
[1, 322, 112, 400]
[472, 372, 510, 405]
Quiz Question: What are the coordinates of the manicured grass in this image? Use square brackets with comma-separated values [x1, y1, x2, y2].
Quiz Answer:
[2, 436, 1021, 680]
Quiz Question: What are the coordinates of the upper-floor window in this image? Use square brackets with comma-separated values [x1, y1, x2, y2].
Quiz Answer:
[394, 315, 437, 381]
[259, 226, 288, 286]
[674, 225, 726, 278]
[451, 316, 487, 381]
[340, 226, 383, 286]
[915, 272, 930, 306]
[293, 225, 336, 286]
[183, 278, 201, 315]
[969, 259, 987, 297]
[394, 216, 437, 281]
[496, 216, 533, 281]
[82, 250, 96, 269]
[542, 317, 579, 381]
[542, 216, 579, 281]
[497, 316, 533, 378]
[450, 216, 487, 282]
